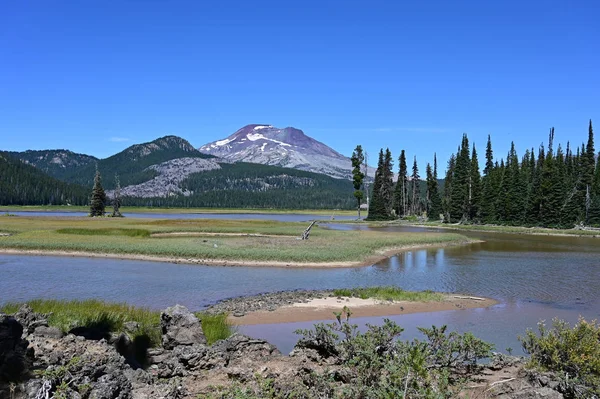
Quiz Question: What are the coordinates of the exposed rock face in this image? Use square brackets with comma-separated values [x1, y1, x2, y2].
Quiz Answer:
[107, 157, 222, 198]
[199, 124, 376, 180]
[161, 305, 207, 349]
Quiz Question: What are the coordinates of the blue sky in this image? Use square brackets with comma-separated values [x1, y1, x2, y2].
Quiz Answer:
[1, 0, 599, 172]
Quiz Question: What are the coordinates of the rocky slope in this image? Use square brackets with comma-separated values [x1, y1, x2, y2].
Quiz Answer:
[108, 157, 223, 198]
[199, 124, 374, 180]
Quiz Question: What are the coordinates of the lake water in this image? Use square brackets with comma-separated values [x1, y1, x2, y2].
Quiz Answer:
[1, 222, 599, 354]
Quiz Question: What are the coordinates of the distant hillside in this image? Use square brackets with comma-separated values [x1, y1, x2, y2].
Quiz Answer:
[6, 149, 98, 181]
[0, 152, 89, 206]
[122, 162, 356, 209]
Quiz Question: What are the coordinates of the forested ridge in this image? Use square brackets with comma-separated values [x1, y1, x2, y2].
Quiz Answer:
[0, 152, 89, 206]
[367, 120, 600, 228]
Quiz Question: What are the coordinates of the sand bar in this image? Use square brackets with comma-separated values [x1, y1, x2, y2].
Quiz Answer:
[228, 295, 498, 325]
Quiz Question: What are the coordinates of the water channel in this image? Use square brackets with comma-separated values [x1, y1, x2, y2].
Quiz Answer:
[1, 213, 599, 354]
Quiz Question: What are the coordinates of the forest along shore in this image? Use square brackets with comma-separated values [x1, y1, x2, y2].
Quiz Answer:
[202, 289, 498, 325]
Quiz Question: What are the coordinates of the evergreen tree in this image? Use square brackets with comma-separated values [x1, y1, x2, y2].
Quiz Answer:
[539, 128, 564, 227]
[526, 145, 545, 225]
[442, 154, 456, 222]
[448, 134, 471, 223]
[426, 156, 443, 221]
[410, 156, 420, 215]
[382, 148, 394, 216]
[480, 135, 497, 223]
[89, 167, 107, 217]
[469, 144, 482, 221]
[589, 151, 600, 225]
[393, 150, 408, 217]
[350, 145, 365, 219]
[366, 149, 391, 220]
[111, 173, 123, 217]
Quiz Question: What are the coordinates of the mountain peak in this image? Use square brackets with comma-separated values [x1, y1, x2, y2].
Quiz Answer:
[199, 124, 359, 179]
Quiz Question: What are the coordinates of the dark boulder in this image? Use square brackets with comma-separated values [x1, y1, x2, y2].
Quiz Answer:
[160, 305, 206, 349]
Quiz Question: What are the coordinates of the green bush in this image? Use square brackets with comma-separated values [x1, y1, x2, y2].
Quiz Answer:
[520, 317, 600, 395]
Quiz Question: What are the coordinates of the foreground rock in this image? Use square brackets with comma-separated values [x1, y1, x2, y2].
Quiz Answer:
[0, 304, 568, 399]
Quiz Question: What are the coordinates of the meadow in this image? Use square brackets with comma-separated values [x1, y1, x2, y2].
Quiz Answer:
[0, 216, 471, 265]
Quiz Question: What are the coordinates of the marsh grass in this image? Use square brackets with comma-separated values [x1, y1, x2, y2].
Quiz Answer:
[332, 286, 444, 302]
[0, 299, 162, 345]
[0, 299, 236, 350]
[56, 228, 151, 238]
[0, 216, 470, 264]
[196, 312, 236, 345]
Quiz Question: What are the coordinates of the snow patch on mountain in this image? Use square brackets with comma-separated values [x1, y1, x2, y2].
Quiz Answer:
[199, 124, 374, 180]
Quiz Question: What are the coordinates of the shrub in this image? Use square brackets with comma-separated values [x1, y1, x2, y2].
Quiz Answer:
[520, 317, 600, 395]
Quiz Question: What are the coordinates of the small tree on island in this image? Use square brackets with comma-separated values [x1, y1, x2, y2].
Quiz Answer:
[111, 173, 123, 217]
[89, 167, 107, 217]
[351, 145, 365, 219]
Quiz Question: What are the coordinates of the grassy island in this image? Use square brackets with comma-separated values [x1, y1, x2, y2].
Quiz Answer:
[0, 216, 473, 267]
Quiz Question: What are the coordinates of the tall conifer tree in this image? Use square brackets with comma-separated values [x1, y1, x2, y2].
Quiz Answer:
[351, 145, 365, 219]
[393, 150, 408, 217]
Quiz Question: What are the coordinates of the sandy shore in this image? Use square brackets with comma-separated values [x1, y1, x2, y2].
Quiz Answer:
[0, 240, 477, 268]
[228, 295, 498, 325]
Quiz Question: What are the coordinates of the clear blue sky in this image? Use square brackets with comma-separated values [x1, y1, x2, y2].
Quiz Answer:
[1, 0, 598, 172]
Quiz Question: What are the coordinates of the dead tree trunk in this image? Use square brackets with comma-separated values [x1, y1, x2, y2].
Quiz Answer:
[301, 221, 317, 240]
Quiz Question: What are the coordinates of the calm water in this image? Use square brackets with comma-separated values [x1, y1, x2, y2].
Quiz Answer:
[1, 225, 599, 354]
[5, 211, 354, 222]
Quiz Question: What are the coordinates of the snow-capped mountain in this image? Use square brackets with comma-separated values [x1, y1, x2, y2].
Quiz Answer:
[199, 124, 369, 180]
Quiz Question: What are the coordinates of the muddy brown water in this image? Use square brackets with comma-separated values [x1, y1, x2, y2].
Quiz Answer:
[1, 221, 599, 354]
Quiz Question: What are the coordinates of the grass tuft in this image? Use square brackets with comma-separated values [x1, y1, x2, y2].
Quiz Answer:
[196, 312, 236, 345]
[332, 286, 444, 302]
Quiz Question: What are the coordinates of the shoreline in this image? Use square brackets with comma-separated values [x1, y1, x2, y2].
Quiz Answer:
[403, 223, 600, 238]
[213, 292, 499, 325]
[0, 239, 478, 268]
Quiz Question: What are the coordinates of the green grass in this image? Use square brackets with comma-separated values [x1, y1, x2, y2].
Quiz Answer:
[0, 299, 235, 348]
[56, 228, 151, 238]
[332, 286, 444, 302]
[0, 299, 161, 346]
[196, 312, 236, 345]
[0, 216, 472, 265]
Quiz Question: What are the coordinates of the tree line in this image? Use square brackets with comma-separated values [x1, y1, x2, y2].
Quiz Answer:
[361, 120, 600, 227]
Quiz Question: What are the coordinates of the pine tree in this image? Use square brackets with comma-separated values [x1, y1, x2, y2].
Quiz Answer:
[89, 167, 107, 217]
[366, 149, 390, 220]
[410, 156, 420, 215]
[448, 134, 471, 223]
[469, 144, 482, 221]
[393, 150, 408, 217]
[426, 156, 443, 221]
[480, 135, 497, 223]
[526, 144, 545, 225]
[442, 154, 456, 222]
[589, 151, 600, 225]
[382, 149, 394, 216]
[350, 145, 365, 219]
[111, 173, 123, 217]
